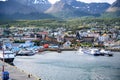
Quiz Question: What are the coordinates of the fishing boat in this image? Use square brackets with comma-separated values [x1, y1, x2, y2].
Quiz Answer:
[100, 49, 113, 56]
[17, 40, 37, 56]
[77, 47, 101, 56]
[0, 39, 15, 63]
[0, 50, 15, 63]
[91, 48, 101, 56]
[17, 48, 35, 56]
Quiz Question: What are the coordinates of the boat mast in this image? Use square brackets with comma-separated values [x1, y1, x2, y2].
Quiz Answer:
[2, 40, 5, 77]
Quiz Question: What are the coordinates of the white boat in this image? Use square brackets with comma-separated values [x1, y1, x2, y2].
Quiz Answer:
[100, 49, 113, 56]
[88, 48, 101, 56]
[26, 46, 40, 53]
[0, 50, 15, 63]
[77, 47, 85, 55]
[77, 47, 101, 56]
[17, 49, 35, 56]
[0, 39, 15, 63]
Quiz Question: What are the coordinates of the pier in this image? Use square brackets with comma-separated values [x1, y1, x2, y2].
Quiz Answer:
[106, 48, 120, 52]
[0, 61, 40, 80]
[38, 47, 77, 53]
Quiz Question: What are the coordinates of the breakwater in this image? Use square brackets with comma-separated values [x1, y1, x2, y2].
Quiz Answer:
[0, 61, 40, 80]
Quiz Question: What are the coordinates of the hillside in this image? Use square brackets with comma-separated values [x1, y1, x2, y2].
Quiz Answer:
[102, 0, 120, 18]
[0, 0, 116, 20]
[45, 0, 110, 19]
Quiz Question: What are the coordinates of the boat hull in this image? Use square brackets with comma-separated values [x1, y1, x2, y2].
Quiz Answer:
[17, 50, 35, 56]
[93, 54, 101, 56]
[0, 58, 14, 63]
[16, 53, 34, 56]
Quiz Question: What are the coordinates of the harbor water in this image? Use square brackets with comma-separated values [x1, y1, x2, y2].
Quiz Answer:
[14, 51, 120, 80]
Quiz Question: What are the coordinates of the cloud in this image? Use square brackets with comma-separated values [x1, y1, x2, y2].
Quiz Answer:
[48, 0, 60, 4]
[0, 0, 6, 1]
[48, 0, 115, 4]
[0, 0, 115, 4]
[77, 0, 115, 4]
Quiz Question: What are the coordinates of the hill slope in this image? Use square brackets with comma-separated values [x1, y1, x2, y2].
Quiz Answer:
[0, 0, 113, 20]
[102, 0, 120, 18]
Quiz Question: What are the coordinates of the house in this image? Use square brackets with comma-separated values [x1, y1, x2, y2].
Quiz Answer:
[82, 37, 94, 43]
[37, 32, 48, 39]
[63, 41, 71, 48]
[64, 36, 76, 42]
[45, 36, 57, 42]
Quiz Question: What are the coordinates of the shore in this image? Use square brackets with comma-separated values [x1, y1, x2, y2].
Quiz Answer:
[0, 60, 40, 80]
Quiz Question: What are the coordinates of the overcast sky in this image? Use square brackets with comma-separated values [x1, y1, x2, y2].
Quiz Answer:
[48, 0, 115, 4]
[0, 0, 116, 4]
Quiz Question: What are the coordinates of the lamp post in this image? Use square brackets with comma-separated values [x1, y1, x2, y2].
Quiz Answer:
[2, 40, 5, 80]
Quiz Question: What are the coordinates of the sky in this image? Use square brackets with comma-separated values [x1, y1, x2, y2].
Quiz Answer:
[0, 0, 116, 4]
[48, 0, 115, 4]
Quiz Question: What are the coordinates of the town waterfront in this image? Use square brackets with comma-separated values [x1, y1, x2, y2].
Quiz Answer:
[14, 51, 120, 80]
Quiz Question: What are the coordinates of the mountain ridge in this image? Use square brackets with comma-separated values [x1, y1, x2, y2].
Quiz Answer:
[107, 0, 120, 12]
[45, 0, 110, 19]
[102, 0, 120, 18]
[1, 0, 119, 20]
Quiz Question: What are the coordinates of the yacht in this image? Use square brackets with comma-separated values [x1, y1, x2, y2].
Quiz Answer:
[77, 47, 101, 56]
[88, 48, 101, 56]
[100, 49, 113, 56]
[17, 48, 35, 56]
[0, 50, 15, 63]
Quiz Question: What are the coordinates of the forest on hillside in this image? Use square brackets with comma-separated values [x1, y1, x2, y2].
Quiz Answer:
[0, 18, 120, 30]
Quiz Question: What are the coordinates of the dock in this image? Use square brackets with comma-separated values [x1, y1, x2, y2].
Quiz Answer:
[0, 61, 40, 80]
[38, 47, 77, 53]
[106, 48, 120, 52]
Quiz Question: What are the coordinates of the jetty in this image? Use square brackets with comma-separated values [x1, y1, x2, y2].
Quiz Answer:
[38, 47, 77, 53]
[106, 48, 120, 52]
[0, 61, 40, 80]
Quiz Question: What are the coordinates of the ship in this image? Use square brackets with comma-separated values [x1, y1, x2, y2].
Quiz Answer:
[0, 50, 15, 63]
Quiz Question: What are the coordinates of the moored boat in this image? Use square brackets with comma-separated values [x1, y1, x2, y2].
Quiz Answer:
[100, 49, 113, 57]
[77, 47, 101, 56]
[90, 48, 101, 56]
[77, 47, 85, 55]
[17, 48, 35, 56]
[0, 50, 15, 63]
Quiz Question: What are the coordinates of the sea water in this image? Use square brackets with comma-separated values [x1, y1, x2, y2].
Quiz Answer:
[14, 51, 120, 80]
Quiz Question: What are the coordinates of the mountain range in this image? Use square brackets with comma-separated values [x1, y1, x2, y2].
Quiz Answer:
[107, 0, 120, 12]
[45, 0, 110, 18]
[102, 0, 120, 18]
[0, 0, 120, 20]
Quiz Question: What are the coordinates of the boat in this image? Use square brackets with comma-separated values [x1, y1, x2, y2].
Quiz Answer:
[17, 40, 37, 56]
[100, 49, 113, 56]
[0, 50, 15, 63]
[26, 46, 40, 53]
[77, 47, 85, 55]
[0, 39, 15, 63]
[77, 47, 101, 56]
[88, 48, 101, 56]
[17, 48, 35, 56]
